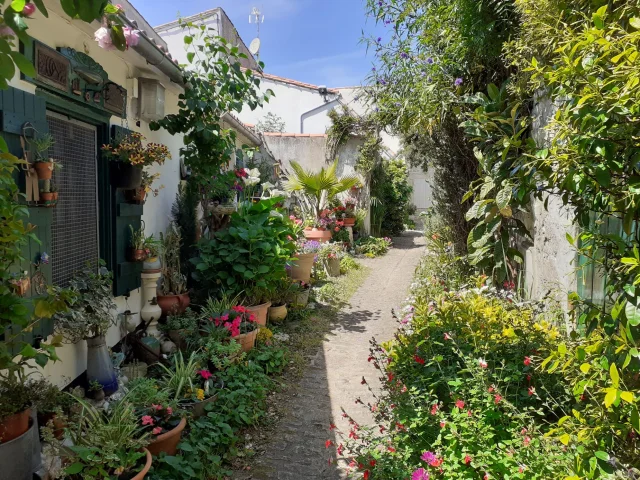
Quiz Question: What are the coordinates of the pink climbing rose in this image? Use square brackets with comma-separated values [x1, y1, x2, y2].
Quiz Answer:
[94, 27, 115, 50]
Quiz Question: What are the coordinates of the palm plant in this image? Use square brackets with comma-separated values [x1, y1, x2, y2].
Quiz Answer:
[285, 159, 359, 219]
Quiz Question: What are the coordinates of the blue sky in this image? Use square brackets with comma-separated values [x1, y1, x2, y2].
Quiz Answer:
[133, 0, 383, 88]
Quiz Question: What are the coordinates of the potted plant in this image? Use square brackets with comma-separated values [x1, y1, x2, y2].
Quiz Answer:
[102, 132, 170, 190]
[142, 234, 162, 272]
[159, 308, 198, 351]
[30, 133, 55, 180]
[244, 287, 272, 327]
[51, 183, 59, 201]
[157, 351, 220, 419]
[44, 394, 152, 479]
[206, 169, 243, 213]
[9, 271, 30, 297]
[126, 170, 164, 204]
[343, 201, 356, 227]
[0, 379, 35, 443]
[290, 239, 321, 282]
[318, 243, 344, 277]
[268, 278, 296, 323]
[290, 281, 311, 308]
[53, 265, 119, 395]
[32, 379, 72, 440]
[125, 378, 186, 457]
[129, 224, 147, 262]
[207, 306, 259, 353]
[158, 223, 190, 317]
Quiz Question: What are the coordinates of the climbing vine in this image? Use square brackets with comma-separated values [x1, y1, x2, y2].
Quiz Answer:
[326, 107, 379, 174]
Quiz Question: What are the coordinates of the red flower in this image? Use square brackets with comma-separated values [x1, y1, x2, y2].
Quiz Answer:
[166, 407, 173, 415]
[361, 376, 367, 385]
[464, 454, 472, 465]
[249, 314, 257, 322]
[494, 394, 502, 404]
[337, 443, 344, 455]
[329, 423, 336, 431]
[325, 440, 333, 448]
[387, 446, 396, 452]
[524, 436, 531, 446]
[334, 227, 340, 232]
[232, 305, 246, 313]
[430, 457, 443, 467]
[440, 421, 446, 428]
[414, 355, 425, 365]
[363, 471, 370, 480]
[455, 399, 465, 409]
[367, 356, 374, 362]
[198, 369, 212, 380]
[524, 356, 531, 366]
[369, 460, 377, 467]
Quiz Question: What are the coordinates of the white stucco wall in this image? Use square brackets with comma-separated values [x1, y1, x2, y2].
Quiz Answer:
[8, 1, 185, 386]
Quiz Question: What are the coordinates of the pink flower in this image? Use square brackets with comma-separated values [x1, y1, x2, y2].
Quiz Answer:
[444, 332, 452, 341]
[249, 314, 256, 322]
[412, 468, 430, 480]
[166, 407, 173, 415]
[528, 386, 536, 396]
[455, 399, 465, 409]
[151, 404, 162, 411]
[199, 369, 212, 380]
[464, 454, 472, 464]
[494, 394, 502, 404]
[524, 356, 531, 366]
[524, 436, 531, 446]
[484, 474, 490, 480]
[94, 27, 115, 50]
[439, 421, 446, 428]
[124, 27, 140, 48]
[478, 358, 488, 369]
[420, 451, 436, 463]
[141, 415, 154, 426]
[152, 426, 162, 435]
[430, 403, 438, 415]
[22, 3, 36, 16]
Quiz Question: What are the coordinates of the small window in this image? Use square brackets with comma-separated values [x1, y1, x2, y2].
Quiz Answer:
[47, 112, 100, 286]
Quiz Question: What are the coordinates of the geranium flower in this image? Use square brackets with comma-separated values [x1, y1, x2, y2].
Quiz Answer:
[528, 386, 536, 396]
[152, 427, 162, 435]
[430, 403, 438, 415]
[439, 421, 446, 428]
[524, 436, 531, 446]
[464, 454, 472, 464]
[478, 358, 488, 369]
[249, 314, 257, 322]
[141, 415, 154, 426]
[151, 404, 162, 411]
[494, 394, 502, 404]
[524, 356, 531, 366]
[232, 306, 246, 313]
[166, 407, 173, 415]
[455, 399, 465, 409]
[199, 369, 212, 380]
[412, 467, 430, 480]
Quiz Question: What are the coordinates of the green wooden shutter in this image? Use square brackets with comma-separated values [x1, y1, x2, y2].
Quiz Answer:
[110, 125, 143, 297]
[0, 87, 54, 353]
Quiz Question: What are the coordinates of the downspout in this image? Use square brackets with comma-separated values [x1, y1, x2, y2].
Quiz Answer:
[300, 91, 342, 134]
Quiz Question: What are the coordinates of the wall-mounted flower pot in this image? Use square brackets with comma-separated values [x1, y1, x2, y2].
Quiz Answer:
[234, 329, 257, 353]
[129, 249, 147, 262]
[290, 252, 315, 282]
[303, 227, 332, 243]
[343, 217, 356, 227]
[34, 162, 53, 180]
[0, 408, 31, 443]
[126, 187, 147, 205]
[10, 278, 30, 297]
[110, 162, 142, 189]
[0, 418, 35, 480]
[147, 417, 186, 456]
[157, 293, 190, 318]
[86, 335, 119, 396]
[268, 304, 288, 323]
[325, 257, 341, 277]
[246, 301, 271, 327]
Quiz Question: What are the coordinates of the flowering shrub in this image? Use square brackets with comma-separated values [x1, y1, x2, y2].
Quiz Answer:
[297, 239, 323, 254]
[208, 306, 258, 337]
[338, 232, 574, 479]
[136, 403, 181, 437]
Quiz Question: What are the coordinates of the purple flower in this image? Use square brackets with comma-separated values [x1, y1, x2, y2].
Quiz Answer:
[455, 77, 463, 87]
[412, 468, 430, 480]
[40, 252, 50, 265]
[400, 52, 408, 59]
[378, 1, 383, 6]
[426, 57, 434, 64]
[372, 67, 376, 72]
[421, 451, 436, 464]
[379, 79, 387, 85]
[395, 102, 401, 107]
[377, 37, 382, 43]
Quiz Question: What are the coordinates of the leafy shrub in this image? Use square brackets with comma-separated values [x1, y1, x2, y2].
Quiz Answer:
[370, 158, 414, 236]
[340, 256, 361, 274]
[192, 198, 296, 302]
[355, 236, 392, 257]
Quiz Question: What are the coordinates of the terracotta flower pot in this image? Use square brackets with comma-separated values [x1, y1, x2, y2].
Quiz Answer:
[234, 329, 257, 353]
[131, 448, 153, 480]
[290, 252, 315, 282]
[156, 293, 190, 318]
[126, 187, 147, 205]
[246, 301, 271, 327]
[0, 408, 31, 443]
[147, 417, 187, 456]
[34, 162, 53, 180]
[268, 304, 288, 323]
[343, 217, 356, 227]
[303, 228, 332, 243]
[325, 257, 341, 277]
[39, 191, 56, 207]
[129, 249, 147, 262]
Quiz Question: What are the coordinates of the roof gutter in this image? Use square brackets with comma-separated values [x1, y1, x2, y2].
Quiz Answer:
[120, 15, 184, 85]
[222, 113, 263, 146]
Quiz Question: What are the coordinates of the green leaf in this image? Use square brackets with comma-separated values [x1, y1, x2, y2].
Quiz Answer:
[60, 0, 77, 17]
[487, 83, 499, 101]
[31, 0, 48, 17]
[625, 299, 640, 326]
[632, 408, 640, 433]
[604, 388, 617, 408]
[594, 451, 610, 461]
[624, 210, 634, 236]
[19, 344, 38, 358]
[595, 166, 611, 187]
[630, 18, 640, 29]
[65, 463, 84, 475]
[11, 0, 26, 11]
[9, 51, 36, 78]
[610, 363, 620, 388]
[579, 363, 591, 374]
[496, 185, 512, 210]
[0, 135, 7, 153]
[110, 25, 127, 52]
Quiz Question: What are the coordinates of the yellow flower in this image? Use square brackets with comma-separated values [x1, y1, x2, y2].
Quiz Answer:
[196, 389, 205, 401]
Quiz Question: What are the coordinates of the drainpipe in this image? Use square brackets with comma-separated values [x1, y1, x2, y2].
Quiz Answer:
[300, 90, 342, 134]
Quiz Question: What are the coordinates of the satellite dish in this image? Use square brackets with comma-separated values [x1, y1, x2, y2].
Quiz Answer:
[249, 38, 261, 56]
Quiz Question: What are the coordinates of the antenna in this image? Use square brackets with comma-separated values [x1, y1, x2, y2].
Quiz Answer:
[248, 6, 264, 60]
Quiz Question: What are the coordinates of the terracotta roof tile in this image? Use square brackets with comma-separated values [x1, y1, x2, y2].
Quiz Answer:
[262, 132, 328, 138]
[248, 70, 339, 94]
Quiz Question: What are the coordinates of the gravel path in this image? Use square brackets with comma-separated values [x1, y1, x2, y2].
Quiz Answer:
[236, 231, 426, 480]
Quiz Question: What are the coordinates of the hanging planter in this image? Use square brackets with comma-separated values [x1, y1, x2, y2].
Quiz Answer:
[111, 162, 143, 189]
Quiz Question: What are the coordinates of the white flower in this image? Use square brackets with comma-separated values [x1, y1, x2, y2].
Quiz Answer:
[242, 168, 261, 186]
[94, 27, 115, 50]
[269, 189, 286, 198]
[478, 358, 488, 369]
[261, 181, 275, 191]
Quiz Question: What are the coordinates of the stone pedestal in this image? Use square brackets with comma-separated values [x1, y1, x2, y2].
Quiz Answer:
[140, 272, 162, 339]
[346, 226, 354, 245]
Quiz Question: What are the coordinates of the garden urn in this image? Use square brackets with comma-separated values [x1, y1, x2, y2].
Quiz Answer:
[86, 335, 119, 396]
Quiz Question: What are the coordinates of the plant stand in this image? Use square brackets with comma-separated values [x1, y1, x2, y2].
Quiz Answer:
[141, 272, 162, 339]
